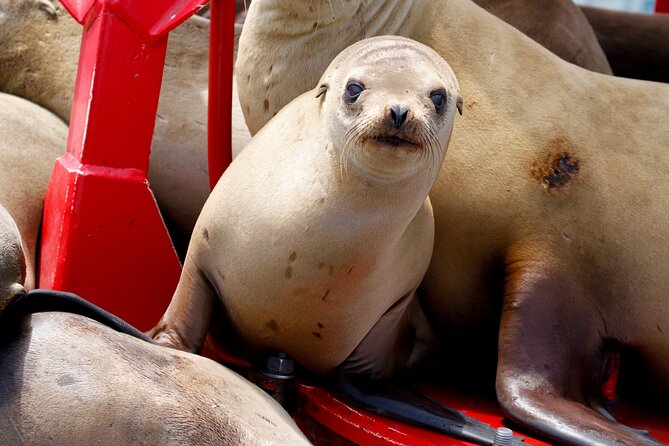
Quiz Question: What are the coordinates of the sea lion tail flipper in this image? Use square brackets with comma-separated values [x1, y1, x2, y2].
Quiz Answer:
[337, 373, 524, 445]
[496, 250, 664, 445]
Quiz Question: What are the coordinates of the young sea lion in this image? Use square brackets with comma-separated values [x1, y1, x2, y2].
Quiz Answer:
[233, 1, 669, 444]
[152, 36, 511, 444]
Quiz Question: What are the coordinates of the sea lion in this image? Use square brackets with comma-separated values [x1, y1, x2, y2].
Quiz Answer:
[0, 312, 311, 445]
[0, 243, 309, 445]
[0, 0, 252, 254]
[472, 0, 612, 75]
[0, 205, 25, 315]
[152, 34, 461, 373]
[0, 195, 309, 445]
[234, 1, 669, 444]
[150, 35, 505, 443]
[0, 92, 68, 290]
[581, 5, 669, 83]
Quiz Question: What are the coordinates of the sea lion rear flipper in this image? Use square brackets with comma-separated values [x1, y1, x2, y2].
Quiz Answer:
[497, 249, 664, 445]
[337, 373, 523, 445]
[336, 291, 524, 445]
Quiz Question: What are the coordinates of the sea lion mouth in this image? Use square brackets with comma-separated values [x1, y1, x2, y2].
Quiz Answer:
[371, 136, 419, 148]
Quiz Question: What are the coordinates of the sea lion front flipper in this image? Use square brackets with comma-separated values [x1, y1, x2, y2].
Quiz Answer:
[337, 292, 524, 445]
[149, 255, 217, 353]
[496, 248, 663, 446]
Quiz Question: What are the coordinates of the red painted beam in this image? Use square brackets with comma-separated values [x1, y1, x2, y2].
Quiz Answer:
[39, 0, 206, 330]
[208, 0, 236, 190]
[657, 0, 669, 13]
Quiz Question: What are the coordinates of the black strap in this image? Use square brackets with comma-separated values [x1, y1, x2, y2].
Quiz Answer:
[0, 289, 154, 344]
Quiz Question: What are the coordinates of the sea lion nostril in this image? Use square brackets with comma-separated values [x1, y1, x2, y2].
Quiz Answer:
[389, 105, 409, 129]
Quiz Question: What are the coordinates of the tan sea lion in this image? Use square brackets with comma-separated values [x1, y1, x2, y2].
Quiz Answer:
[233, 1, 669, 444]
[152, 35, 461, 370]
[581, 5, 669, 83]
[0, 0, 252, 254]
[0, 230, 309, 445]
[0, 312, 311, 445]
[0, 205, 25, 314]
[0, 92, 68, 290]
[151, 36, 513, 443]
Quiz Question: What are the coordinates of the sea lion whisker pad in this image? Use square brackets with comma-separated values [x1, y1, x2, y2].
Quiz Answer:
[151, 36, 495, 441]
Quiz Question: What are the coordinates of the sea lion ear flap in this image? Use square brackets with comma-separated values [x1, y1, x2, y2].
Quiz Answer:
[456, 95, 463, 116]
[316, 84, 328, 99]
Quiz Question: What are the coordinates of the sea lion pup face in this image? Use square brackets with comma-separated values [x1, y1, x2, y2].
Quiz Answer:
[0, 205, 26, 314]
[317, 36, 462, 184]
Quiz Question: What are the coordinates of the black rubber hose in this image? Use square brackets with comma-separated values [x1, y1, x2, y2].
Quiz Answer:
[0, 289, 154, 343]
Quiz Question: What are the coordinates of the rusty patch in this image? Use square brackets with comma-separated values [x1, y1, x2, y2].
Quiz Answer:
[531, 139, 581, 191]
[263, 99, 270, 111]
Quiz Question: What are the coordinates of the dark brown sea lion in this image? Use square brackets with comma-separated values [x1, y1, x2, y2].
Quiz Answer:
[473, 0, 612, 74]
[581, 5, 669, 83]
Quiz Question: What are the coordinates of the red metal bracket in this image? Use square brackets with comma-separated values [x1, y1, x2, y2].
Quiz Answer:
[208, 0, 235, 189]
[657, 0, 669, 13]
[39, 0, 208, 330]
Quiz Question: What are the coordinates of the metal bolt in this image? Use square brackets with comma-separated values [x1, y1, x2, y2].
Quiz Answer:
[493, 427, 514, 446]
[265, 352, 295, 376]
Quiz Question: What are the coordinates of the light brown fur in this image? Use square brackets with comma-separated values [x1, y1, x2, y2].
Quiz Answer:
[234, 1, 669, 444]
[151, 36, 461, 374]
[0, 92, 67, 290]
[0, 312, 310, 445]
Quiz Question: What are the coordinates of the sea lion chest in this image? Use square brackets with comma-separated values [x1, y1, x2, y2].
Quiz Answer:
[195, 105, 434, 373]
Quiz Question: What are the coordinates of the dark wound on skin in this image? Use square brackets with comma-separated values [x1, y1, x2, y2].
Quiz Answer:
[532, 140, 581, 190]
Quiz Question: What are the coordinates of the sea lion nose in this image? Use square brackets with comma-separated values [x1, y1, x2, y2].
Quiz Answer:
[389, 104, 409, 129]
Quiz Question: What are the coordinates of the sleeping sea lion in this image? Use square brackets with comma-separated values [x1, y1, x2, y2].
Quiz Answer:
[0, 211, 310, 445]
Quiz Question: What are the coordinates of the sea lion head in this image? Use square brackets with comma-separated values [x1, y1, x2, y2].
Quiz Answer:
[0, 205, 27, 315]
[315, 36, 462, 184]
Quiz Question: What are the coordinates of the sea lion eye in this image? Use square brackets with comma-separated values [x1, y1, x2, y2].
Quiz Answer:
[430, 90, 446, 113]
[345, 81, 365, 103]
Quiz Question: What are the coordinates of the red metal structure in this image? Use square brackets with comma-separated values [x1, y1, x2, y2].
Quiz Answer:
[38, 0, 669, 444]
[39, 0, 209, 330]
[657, 0, 669, 13]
